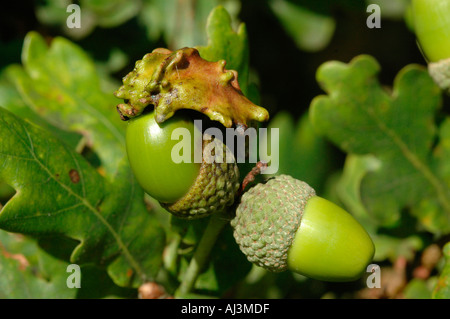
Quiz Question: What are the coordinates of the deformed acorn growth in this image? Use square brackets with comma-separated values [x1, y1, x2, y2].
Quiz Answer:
[115, 47, 269, 128]
[232, 175, 375, 282]
[115, 47, 268, 218]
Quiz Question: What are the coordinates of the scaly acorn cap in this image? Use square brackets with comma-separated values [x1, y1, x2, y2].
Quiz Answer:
[232, 174, 375, 281]
[231, 175, 316, 272]
[114, 47, 269, 128]
[162, 134, 240, 219]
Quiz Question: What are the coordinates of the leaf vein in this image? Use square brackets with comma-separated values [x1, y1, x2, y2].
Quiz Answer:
[18, 124, 145, 280]
[366, 107, 450, 212]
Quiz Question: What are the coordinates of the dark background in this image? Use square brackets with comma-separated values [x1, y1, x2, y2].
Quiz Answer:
[0, 0, 425, 121]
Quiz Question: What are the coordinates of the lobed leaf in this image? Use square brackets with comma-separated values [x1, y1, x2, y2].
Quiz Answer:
[310, 55, 450, 232]
[0, 230, 75, 299]
[0, 70, 82, 150]
[1, 31, 167, 287]
[0, 229, 135, 298]
[7, 31, 126, 179]
[196, 5, 250, 95]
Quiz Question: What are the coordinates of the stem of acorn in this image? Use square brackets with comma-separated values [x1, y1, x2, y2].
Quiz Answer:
[175, 161, 268, 297]
[175, 212, 229, 297]
[238, 161, 268, 197]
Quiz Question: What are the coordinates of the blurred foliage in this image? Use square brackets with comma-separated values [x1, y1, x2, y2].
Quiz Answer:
[0, 0, 449, 299]
[433, 242, 450, 298]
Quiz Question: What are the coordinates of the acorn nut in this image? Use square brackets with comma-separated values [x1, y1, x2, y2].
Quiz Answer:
[231, 175, 375, 282]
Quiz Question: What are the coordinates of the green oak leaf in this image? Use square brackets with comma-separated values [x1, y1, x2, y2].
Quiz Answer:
[0, 103, 164, 288]
[2, 32, 167, 287]
[196, 5, 250, 95]
[310, 55, 450, 232]
[0, 70, 82, 150]
[434, 119, 450, 186]
[414, 119, 450, 232]
[140, 1, 240, 50]
[337, 154, 382, 231]
[0, 229, 136, 298]
[0, 230, 75, 299]
[5, 31, 126, 180]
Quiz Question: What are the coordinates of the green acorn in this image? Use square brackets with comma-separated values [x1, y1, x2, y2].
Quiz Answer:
[116, 47, 269, 219]
[231, 175, 375, 282]
[125, 110, 240, 219]
[412, 0, 450, 94]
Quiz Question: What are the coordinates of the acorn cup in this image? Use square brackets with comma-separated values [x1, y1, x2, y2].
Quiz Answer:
[231, 174, 375, 282]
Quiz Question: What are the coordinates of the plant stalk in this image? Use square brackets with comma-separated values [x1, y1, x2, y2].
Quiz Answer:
[175, 213, 230, 297]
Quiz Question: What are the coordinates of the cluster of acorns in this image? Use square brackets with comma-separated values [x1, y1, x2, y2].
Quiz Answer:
[114, 47, 377, 282]
[113, 0, 450, 285]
